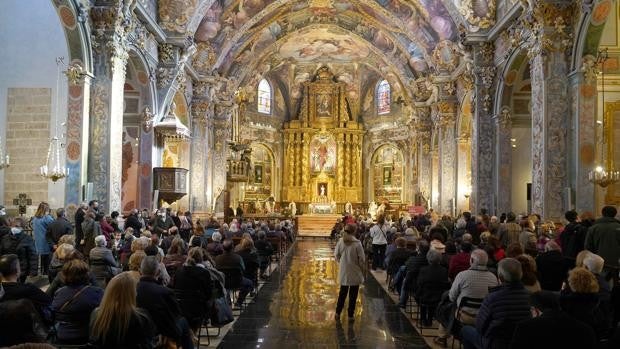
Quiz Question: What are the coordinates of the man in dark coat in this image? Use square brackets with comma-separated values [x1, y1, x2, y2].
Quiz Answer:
[585, 206, 620, 268]
[386, 237, 413, 277]
[559, 210, 587, 259]
[215, 240, 253, 307]
[415, 249, 450, 326]
[0, 218, 38, 283]
[461, 258, 531, 349]
[46, 208, 73, 249]
[509, 291, 596, 349]
[398, 240, 430, 308]
[136, 256, 194, 349]
[535, 241, 571, 291]
[124, 209, 142, 236]
[0, 254, 51, 322]
[153, 209, 176, 237]
[74, 202, 87, 250]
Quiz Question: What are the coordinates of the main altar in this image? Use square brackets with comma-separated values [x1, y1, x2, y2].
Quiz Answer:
[282, 67, 364, 214]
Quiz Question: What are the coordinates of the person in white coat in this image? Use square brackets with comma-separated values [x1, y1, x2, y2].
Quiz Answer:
[334, 224, 366, 321]
[369, 215, 390, 270]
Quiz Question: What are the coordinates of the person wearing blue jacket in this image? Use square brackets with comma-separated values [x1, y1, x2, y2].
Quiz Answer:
[32, 202, 54, 275]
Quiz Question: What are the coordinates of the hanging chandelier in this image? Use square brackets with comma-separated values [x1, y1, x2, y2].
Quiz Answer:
[40, 57, 69, 182]
[588, 49, 620, 188]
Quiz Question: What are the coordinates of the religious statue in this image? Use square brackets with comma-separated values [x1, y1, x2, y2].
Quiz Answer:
[344, 201, 353, 215]
[414, 78, 439, 107]
[289, 201, 297, 216]
[320, 184, 326, 197]
[264, 200, 273, 214]
[368, 201, 378, 220]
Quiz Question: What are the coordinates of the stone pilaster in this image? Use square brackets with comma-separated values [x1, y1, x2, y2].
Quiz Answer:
[436, 101, 457, 215]
[88, 2, 131, 212]
[471, 43, 496, 215]
[189, 98, 211, 213]
[569, 68, 596, 213]
[495, 106, 512, 214]
[526, 3, 573, 220]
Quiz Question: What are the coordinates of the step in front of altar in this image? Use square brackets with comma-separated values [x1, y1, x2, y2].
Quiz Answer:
[297, 214, 341, 237]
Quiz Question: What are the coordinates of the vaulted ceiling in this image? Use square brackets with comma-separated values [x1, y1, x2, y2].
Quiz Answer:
[158, 0, 493, 105]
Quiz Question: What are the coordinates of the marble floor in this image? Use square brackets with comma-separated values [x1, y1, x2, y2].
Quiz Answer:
[218, 239, 428, 349]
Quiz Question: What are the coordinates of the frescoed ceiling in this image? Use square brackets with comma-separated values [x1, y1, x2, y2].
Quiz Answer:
[157, 0, 495, 105]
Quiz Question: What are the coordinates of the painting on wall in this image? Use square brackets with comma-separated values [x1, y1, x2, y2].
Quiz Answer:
[383, 166, 392, 185]
[254, 165, 263, 184]
[317, 93, 331, 116]
[310, 133, 337, 173]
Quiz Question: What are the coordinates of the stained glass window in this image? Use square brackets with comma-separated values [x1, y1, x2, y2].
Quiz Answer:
[257, 79, 272, 114]
[377, 80, 391, 115]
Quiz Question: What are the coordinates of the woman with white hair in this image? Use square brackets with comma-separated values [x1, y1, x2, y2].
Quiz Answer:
[89, 235, 120, 284]
[207, 231, 224, 258]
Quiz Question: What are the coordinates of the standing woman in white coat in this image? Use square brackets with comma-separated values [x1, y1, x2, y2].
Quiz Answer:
[334, 224, 366, 321]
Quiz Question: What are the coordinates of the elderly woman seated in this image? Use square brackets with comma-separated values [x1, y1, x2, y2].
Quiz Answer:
[89, 235, 120, 286]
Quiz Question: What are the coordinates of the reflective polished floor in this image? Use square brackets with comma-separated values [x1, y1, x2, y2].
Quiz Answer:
[218, 240, 428, 348]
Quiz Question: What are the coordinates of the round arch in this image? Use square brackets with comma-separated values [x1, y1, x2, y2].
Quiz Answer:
[368, 144, 404, 204]
[48, 0, 93, 214]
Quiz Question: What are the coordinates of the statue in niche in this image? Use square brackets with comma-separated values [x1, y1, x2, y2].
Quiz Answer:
[289, 201, 297, 216]
[320, 184, 326, 197]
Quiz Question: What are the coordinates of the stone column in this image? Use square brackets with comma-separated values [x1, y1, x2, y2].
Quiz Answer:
[569, 67, 596, 212]
[189, 99, 210, 213]
[471, 43, 496, 215]
[88, 3, 131, 212]
[496, 106, 512, 214]
[437, 101, 457, 215]
[64, 72, 92, 212]
[456, 136, 471, 213]
[416, 128, 432, 208]
[527, 5, 573, 220]
[431, 149, 440, 210]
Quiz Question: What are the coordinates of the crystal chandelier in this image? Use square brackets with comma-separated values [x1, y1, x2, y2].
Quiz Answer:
[40, 57, 69, 182]
[589, 166, 620, 188]
[588, 49, 620, 188]
[0, 135, 9, 170]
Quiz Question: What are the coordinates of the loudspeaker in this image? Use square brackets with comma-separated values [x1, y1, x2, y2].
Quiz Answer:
[82, 183, 93, 202]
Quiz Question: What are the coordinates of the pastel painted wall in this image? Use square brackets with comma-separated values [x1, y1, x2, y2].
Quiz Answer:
[0, 0, 69, 209]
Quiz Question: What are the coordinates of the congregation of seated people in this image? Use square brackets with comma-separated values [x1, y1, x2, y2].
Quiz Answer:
[338, 205, 620, 348]
[0, 200, 290, 348]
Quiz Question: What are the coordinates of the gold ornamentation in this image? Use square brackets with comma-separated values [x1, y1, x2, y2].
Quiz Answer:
[581, 54, 599, 84]
[64, 62, 87, 85]
[432, 40, 459, 71]
[459, 0, 497, 31]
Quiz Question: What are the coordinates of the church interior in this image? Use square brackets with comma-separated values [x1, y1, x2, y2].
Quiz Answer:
[2, 0, 620, 348]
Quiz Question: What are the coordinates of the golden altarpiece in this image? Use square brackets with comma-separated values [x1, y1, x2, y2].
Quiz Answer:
[282, 67, 364, 210]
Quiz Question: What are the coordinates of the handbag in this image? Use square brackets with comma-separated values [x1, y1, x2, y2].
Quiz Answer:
[209, 296, 234, 327]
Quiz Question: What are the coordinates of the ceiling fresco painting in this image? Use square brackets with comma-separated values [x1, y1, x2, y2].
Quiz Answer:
[178, 0, 481, 112]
